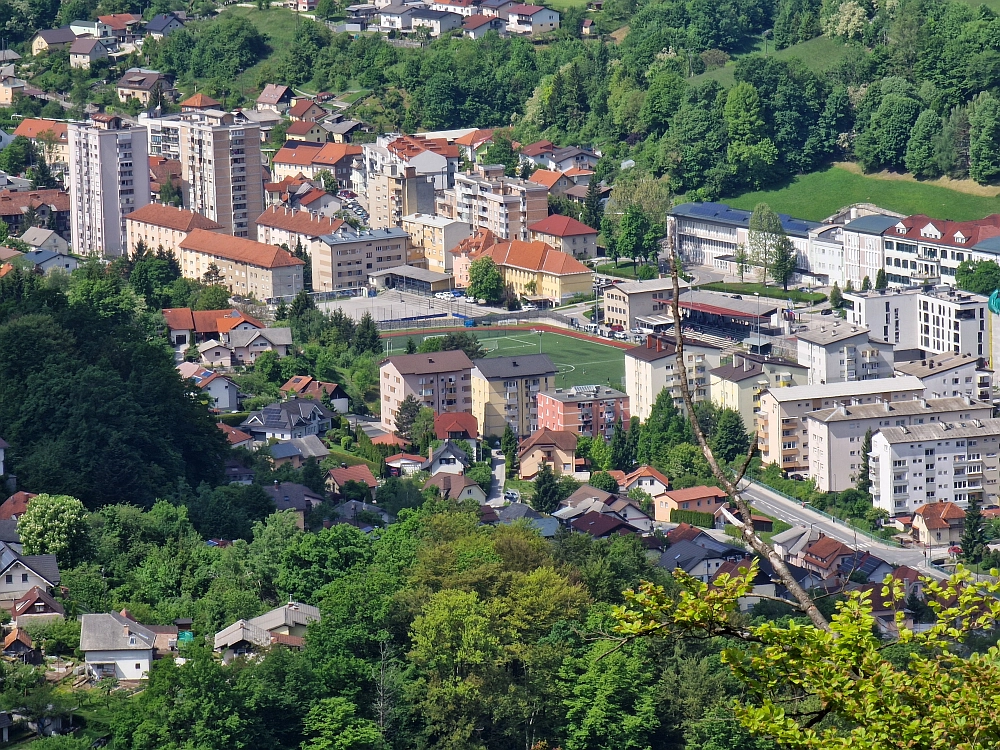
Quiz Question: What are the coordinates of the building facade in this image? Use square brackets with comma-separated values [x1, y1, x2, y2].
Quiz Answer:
[379, 350, 474, 432]
[178, 228, 305, 300]
[709, 352, 808, 431]
[68, 116, 150, 257]
[471, 354, 556, 438]
[535, 385, 629, 440]
[312, 226, 410, 292]
[401, 213, 472, 273]
[124, 203, 224, 256]
[796, 324, 894, 385]
[603, 277, 687, 331]
[625, 334, 724, 420]
[894, 352, 993, 401]
[441, 164, 548, 241]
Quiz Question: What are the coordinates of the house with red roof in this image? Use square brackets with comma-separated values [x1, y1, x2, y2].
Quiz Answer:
[912, 501, 965, 547]
[527, 214, 598, 258]
[475, 239, 593, 305]
[385, 453, 428, 476]
[280, 375, 349, 413]
[0, 492, 36, 521]
[656, 485, 728, 523]
[285, 120, 327, 144]
[125, 203, 224, 258]
[178, 229, 305, 300]
[176, 362, 240, 411]
[271, 141, 362, 182]
[798, 535, 857, 579]
[326, 464, 378, 498]
[179, 92, 220, 112]
[162, 308, 264, 347]
[217, 423, 253, 449]
[288, 99, 326, 123]
[11, 586, 64, 628]
[255, 206, 345, 252]
[621, 465, 670, 497]
[434, 412, 479, 441]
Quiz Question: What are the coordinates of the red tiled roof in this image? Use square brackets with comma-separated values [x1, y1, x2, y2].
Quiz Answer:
[180, 229, 305, 269]
[256, 206, 344, 236]
[520, 140, 553, 157]
[518, 427, 577, 455]
[479, 239, 592, 276]
[13, 586, 64, 617]
[662, 485, 727, 503]
[162, 308, 263, 334]
[372, 433, 408, 447]
[0, 491, 36, 520]
[312, 142, 363, 166]
[126, 203, 223, 232]
[180, 92, 220, 108]
[12, 119, 67, 142]
[328, 464, 378, 488]
[386, 453, 426, 463]
[803, 535, 855, 569]
[528, 214, 598, 238]
[434, 411, 479, 439]
[280, 375, 342, 399]
[454, 127, 494, 145]
[298, 188, 329, 207]
[218, 423, 252, 445]
[288, 99, 323, 118]
[385, 134, 459, 160]
[273, 142, 324, 166]
[666, 522, 707, 544]
[0, 190, 69, 216]
[564, 166, 593, 176]
[510, 3, 545, 12]
[286, 121, 321, 136]
[98, 13, 143, 29]
[889, 214, 1000, 251]
[3, 629, 32, 651]
[914, 501, 965, 529]
[450, 227, 498, 256]
[623, 465, 670, 488]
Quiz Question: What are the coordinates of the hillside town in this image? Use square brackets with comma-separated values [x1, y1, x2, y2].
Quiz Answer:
[0, 0, 999, 745]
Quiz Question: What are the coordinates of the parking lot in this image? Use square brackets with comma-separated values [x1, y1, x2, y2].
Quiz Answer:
[318, 290, 505, 322]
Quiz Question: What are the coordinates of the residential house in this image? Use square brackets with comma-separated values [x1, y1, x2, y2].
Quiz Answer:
[286, 121, 328, 143]
[895, 352, 993, 402]
[429, 0, 481, 14]
[263, 482, 323, 529]
[241, 399, 334, 441]
[30, 28, 76, 55]
[12, 119, 69, 169]
[769, 525, 818, 563]
[280, 375, 350, 413]
[327, 464, 379, 497]
[80, 612, 156, 679]
[755, 376, 925, 475]
[11, 587, 64, 628]
[527, 169, 575, 196]
[98, 13, 144, 42]
[0, 492, 35, 521]
[797, 323, 893, 385]
[410, 8, 464, 34]
[807, 395, 992, 493]
[837, 550, 894, 583]
[0, 542, 60, 601]
[161, 307, 263, 348]
[869, 417, 1000, 515]
[537, 146, 597, 172]
[288, 99, 327, 122]
[323, 119, 363, 144]
[176, 362, 241, 411]
[144, 12, 185, 38]
[526, 214, 598, 258]
[423, 441, 470, 476]
[654, 485, 728, 523]
[434, 412, 479, 441]
[19, 227, 68, 254]
[178, 229, 305, 300]
[331, 499, 392, 527]
[215, 601, 319, 663]
[199, 327, 293, 366]
[517, 427, 577, 479]
[116, 68, 173, 105]
[797, 535, 857, 579]
[179, 92, 221, 112]
[379, 3, 422, 29]
[471, 354, 556, 438]
[424, 473, 487, 503]
[256, 84, 294, 113]
[148, 155, 182, 203]
[379, 350, 475, 432]
[506, 4, 559, 33]
[361, 134, 460, 194]
[711, 556, 822, 611]
[535, 384, 629, 440]
[658, 538, 749, 582]
[69, 37, 108, 69]
[624, 334, 725, 419]
[620, 465, 670, 498]
[386, 453, 426, 476]
[480, 0, 518, 15]
[602, 277, 689, 331]
[3, 628, 39, 663]
[0, 190, 70, 239]
[125, 203, 225, 257]
[22, 249, 77, 275]
[251, 601, 321, 637]
[271, 142, 363, 184]
[709, 352, 808, 431]
[712, 504, 773, 533]
[453, 128, 495, 163]
[0, 75, 25, 107]
[218, 423, 253, 449]
[570, 511, 638, 538]
[401, 213, 472, 272]
[473, 239, 593, 305]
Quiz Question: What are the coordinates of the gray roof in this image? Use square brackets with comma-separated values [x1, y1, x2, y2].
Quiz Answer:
[242, 398, 333, 432]
[671, 202, 821, 238]
[423, 441, 471, 469]
[472, 354, 555, 380]
[805, 396, 989, 424]
[843, 214, 901, 234]
[269, 442, 302, 459]
[657, 539, 746, 572]
[764, 375, 924, 403]
[411, 8, 460, 18]
[145, 12, 184, 31]
[3, 551, 60, 585]
[538, 384, 627, 403]
[214, 619, 270, 650]
[324, 119, 361, 135]
[70, 37, 106, 54]
[607, 277, 688, 295]
[381, 349, 473, 375]
[19, 227, 59, 247]
[367, 264, 452, 283]
[796, 323, 872, 346]
[0, 50, 21, 61]
[289, 434, 330, 459]
[35, 27, 76, 44]
[228, 327, 292, 348]
[248, 602, 320, 632]
[877, 417, 1000, 444]
[522, 517, 559, 537]
[0, 520, 19, 545]
[894, 352, 985, 378]
[263, 481, 323, 512]
[24, 249, 70, 266]
[498, 502, 541, 522]
[80, 612, 156, 651]
[332, 499, 392, 521]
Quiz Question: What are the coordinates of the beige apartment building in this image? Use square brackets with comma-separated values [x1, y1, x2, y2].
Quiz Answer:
[807, 396, 993, 493]
[709, 352, 808, 431]
[369, 164, 435, 229]
[141, 110, 263, 237]
[379, 350, 474, 432]
[756, 376, 925, 474]
[311, 226, 410, 292]
[178, 228, 305, 300]
[471, 354, 556, 438]
[477, 240, 593, 304]
[603, 277, 690, 331]
[439, 164, 548, 241]
[125, 203, 224, 256]
[401, 213, 471, 273]
[624, 334, 724, 420]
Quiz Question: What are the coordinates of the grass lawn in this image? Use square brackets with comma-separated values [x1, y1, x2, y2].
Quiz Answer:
[698, 281, 827, 305]
[504, 477, 535, 500]
[341, 89, 372, 104]
[594, 262, 654, 279]
[217, 6, 308, 99]
[726, 164, 1000, 222]
[547, 0, 589, 9]
[691, 36, 854, 88]
[385, 331, 626, 389]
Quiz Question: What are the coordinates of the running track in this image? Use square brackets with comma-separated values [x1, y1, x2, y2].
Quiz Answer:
[381, 324, 636, 350]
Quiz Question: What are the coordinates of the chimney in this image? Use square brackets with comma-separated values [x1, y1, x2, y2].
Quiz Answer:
[964, 395, 972, 406]
[920, 398, 927, 408]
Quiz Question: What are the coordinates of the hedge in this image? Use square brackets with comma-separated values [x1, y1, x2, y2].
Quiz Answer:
[669, 509, 715, 528]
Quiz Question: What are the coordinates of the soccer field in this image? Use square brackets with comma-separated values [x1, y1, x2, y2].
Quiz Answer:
[385, 331, 627, 389]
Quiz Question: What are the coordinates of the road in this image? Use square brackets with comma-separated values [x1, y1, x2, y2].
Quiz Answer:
[486, 451, 506, 505]
[740, 480, 950, 579]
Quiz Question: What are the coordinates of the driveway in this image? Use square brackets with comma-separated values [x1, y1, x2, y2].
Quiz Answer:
[486, 452, 506, 505]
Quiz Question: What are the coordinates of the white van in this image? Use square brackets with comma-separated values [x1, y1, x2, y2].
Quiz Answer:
[584, 323, 600, 333]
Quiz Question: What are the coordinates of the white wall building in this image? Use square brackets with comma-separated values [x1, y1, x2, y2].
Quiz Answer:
[894, 352, 992, 402]
[870, 417, 1000, 516]
[624, 334, 723, 420]
[80, 612, 156, 680]
[796, 323, 893, 385]
[68, 116, 150, 257]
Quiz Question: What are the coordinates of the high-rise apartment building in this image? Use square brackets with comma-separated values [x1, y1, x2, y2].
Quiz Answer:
[68, 114, 150, 257]
[438, 164, 548, 241]
[141, 110, 263, 237]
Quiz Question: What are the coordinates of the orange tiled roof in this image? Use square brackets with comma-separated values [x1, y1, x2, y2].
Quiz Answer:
[662, 485, 727, 503]
[126, 203, 223, 232]
[623, 465, 670, 488]
[180, 229, 305, 269]
[915, 501, 966, 529]
[0, 189, 69, 215]
[518, 427, 577, 455]
[527, 169, 564, 189]
[256, 206, 344, 236]
[288, 99, 322, 118]
[454, 128, 494, 146]
[386, 134, 459, 160]
[218, 423, 252, 445]
[528, 214, 598, 237]
[180, 92, 220, 108]
[479, 239, 591, 276]
[286, 120, 321, 136]
[313, 142, 363, 166]
[12, 119, 67, 142]
[162, 307, 263, 333]
[450, 227, 498, 256]
[0, 491, 36, 520]
[564, 166, 594, 176]
[434, 411, 479, 439]
[273, 142, 325, 167]
[98, 13, 143, 29]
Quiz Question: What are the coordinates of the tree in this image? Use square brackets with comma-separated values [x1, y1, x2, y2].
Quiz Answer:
[875, 268, 888, 290]
[501, 422, 518, 479]
[202, 262, 224, 285]
[747, 203, 787, 284]
[856, 428, 873, 494]
[956, 260, 1000, 295]
[467, 257, 505, 304]
[531, 462, 560, 513]
[0, 136, 34, 176]
[861, 275, 872, 291]
[159, 179, 182, 207]
[354, 312, 382, 355]
[724, 82, 778, 189]
[394, 395, 422, 441]
[410, 407, 435, 454]
[905, 110, 942, 178]
[616, 204, 661, 270]
[829, 281, 843, 308]
[301, 697, 386, 750]
[734, 243, 750, 282]
[589, 471, 619, 493]
[17, 494, 91, 567]
[405, 337, 417, 354]
[588, 436, 612, 471]
[970, 92, 1000, 184]
[482, 130, 520, 177]
[192, 285, 231, 310]
[609, 417, 631, 471]
[581, 178, 604, 230]
[961, 495, 987, 565]
[770, 234, 796, 291]
[710, 408, 749, 463]
[440, 331, 486, 359]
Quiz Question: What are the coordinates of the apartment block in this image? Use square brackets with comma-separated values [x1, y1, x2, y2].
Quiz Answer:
[401, 213, 471, 273]
[312, 226, 409, 292]
[255, 207, 345, 256]
[527, 214, 598, 259]
[475, 239, 593, 304]
[796, 323, 893, 385]
[141, 110, 263, 237]
[839, 214, 897, 288]
[124, 203, 224, 256]
[709, 352, 808, 432]
[178, 228, 304, 300]
[843, 287, 992, 360]
[12, 119, 69, 169]
[870, 417, 1000, 516]
[894, 352, 992, 401]
[367, 165, 435, 230]
[756, 377, 925, 474]
[270, 141, 362, 184]
[535, 384, 629, 440]
[68, 115, 150, 257]
[603, 277, 689, 331]
[807, 396, 992, 493]
[471, 354, 556, 438]
[445, 164, 548, 241]
[624, 334, 724, 420]
[379, 350, 474, 432]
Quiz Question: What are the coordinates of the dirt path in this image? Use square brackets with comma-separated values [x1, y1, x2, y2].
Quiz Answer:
[833, 161, 1000, 197]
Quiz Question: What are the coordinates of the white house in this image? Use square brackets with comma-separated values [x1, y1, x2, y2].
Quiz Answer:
[0, 542, 60, 602]
[422, 441, 470, 476]
[506, 3, 558, 33]
[80, 612, 156, 679]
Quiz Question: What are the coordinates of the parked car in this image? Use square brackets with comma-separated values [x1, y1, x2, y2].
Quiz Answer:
[452, 289, 465, 297]
[613, 331, 629, 341]
[821, 308, 833, 315]
[337, 190, 357, 199]
[609, 324, 625, 332]
[435, 292, 453, 300]
[504, 490, 519, 501]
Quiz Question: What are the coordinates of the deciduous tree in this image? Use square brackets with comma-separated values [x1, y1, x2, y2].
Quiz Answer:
[17, 494, 91, 567]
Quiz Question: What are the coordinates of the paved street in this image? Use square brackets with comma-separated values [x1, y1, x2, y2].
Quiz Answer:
[740, 480, 950, 579]
[486, 452, 506, 505]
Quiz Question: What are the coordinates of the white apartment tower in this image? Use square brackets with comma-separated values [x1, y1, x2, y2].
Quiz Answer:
[69, 114, 150, 257]
[141, 110, 263, 237]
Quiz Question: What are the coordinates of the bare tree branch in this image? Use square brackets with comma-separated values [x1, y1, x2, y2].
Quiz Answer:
[667, 251, 831, 631]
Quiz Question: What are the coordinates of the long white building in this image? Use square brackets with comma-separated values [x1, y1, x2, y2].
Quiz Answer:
[68, 114, 149, 257]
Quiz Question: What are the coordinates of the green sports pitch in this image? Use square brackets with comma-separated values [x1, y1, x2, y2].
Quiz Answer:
[385, 331, 626, 389]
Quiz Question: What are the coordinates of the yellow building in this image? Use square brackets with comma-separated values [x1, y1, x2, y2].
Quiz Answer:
[471, 354, 556, 438]
[709, 352, 808, 431]
[478, 239, 593, 305]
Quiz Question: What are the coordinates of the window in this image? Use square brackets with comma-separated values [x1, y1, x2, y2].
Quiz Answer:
[4, 575, 10, 584]
[20, 574, 27, 583]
